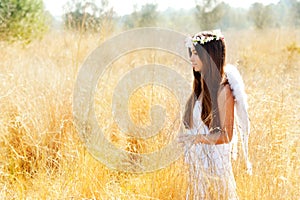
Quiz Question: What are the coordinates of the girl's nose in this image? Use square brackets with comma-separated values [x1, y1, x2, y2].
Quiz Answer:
[190, 54, 194, 62]
[190, 54, 195, 62]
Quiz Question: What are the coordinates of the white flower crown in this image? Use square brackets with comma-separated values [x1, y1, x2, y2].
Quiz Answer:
[185, 29, 224, 48]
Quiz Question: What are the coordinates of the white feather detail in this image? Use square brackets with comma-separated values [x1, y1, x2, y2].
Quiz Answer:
[225, 64, 252, 175]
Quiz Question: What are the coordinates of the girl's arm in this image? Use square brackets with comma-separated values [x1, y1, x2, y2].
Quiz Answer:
[195, 84, 234, 145]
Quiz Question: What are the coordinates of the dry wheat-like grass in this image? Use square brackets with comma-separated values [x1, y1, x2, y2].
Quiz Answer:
[0, 28, 299, 199]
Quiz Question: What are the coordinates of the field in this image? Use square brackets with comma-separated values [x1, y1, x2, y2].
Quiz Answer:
[0, 28, 299, 199]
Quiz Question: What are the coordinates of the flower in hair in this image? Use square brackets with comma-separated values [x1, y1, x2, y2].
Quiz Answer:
[185, 36, 193, 48]
[185, 29, 224, 48]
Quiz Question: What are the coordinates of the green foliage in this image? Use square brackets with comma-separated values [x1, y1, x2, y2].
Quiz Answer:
[63, 0, 114, 32]
[122, 3, 158, 29]
[248, 3, 275, 29]
[157, 8, 199, 33]
[193, 0, 300, 30]
[194, 0, 225, 30]
[135, 3, 158, 27]
[248, 0, 300, 29]
[71, 0, 298, 32]
[275, 0, 300, 27]
[217, 5, 250, 30]
[0, 0, 49, 43]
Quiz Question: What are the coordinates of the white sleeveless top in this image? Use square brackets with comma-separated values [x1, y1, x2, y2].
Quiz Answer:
[185, 98, 232, 171]
[184, 98, 238, 200]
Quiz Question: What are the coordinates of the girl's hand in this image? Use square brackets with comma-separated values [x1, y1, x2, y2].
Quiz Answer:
[177, 134, 197, 145]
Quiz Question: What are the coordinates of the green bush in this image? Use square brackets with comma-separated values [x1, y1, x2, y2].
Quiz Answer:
[63, 0, 114, 32]
[0, 0, 49, 43]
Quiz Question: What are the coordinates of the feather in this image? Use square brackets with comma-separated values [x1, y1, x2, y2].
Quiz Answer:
[225, 64, 252, 175]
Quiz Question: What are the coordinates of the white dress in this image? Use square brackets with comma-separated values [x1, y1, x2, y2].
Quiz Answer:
[184, 99, 238, 200]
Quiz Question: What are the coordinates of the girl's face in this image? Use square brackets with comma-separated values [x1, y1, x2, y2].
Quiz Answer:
[190, 45, 203, 72]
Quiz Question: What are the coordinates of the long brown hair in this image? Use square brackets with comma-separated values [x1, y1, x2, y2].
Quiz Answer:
[183, 33, 226, 130]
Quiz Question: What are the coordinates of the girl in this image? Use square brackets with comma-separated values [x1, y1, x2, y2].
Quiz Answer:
[178, 30, 250, 200]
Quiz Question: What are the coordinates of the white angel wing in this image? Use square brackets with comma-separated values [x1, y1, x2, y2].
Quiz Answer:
[225, 64, 252, 175]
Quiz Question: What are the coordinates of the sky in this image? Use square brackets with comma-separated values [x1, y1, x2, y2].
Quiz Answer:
[44, 0, 280, 17]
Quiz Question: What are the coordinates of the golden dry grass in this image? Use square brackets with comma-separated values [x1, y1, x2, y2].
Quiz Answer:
[0, 28, 299, 199]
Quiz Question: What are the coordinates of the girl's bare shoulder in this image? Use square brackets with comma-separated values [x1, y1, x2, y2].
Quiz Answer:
[218, 84, 234, 103]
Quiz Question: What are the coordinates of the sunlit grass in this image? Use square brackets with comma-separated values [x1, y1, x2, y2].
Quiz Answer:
[0, 28, 299, 199]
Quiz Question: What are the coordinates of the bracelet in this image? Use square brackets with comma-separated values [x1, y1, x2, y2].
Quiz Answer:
[210, 127, 225, 134]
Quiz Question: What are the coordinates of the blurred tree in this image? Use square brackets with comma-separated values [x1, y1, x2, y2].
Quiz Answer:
[296, 1, 300, 27]
[276, 0, 300, 27]
[157, 7, 199, 33]
[63, 0, 114, 33]
[216, 4, 249, 30]
[0, 0, 49, 43]
[136, 3, 158, 27]
[248, 3, 275, 29]
[194, 0, 225, 30]
[122, 3, 158, 29]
